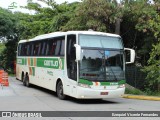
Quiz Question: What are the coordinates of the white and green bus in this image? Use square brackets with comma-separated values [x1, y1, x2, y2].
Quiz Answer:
[16, 31, 135, 99]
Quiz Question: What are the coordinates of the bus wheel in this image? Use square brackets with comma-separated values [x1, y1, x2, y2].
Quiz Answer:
[56, 81, 66, 100]
[22, 75, 26, 86]
[25, 75, 30, 87]
[21, 73, 24, 82]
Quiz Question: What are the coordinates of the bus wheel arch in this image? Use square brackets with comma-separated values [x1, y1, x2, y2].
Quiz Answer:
[56, 79, 66, 100]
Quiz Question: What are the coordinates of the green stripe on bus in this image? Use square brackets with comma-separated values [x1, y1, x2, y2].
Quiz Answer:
[25, 58, 27, 65]
[79, 79, 93, 85]
[17, 58, 26, 65]
[31, 58, 33, 66]
[118, 80, 126, 85]
[17, 57, 64, 69]
[79, 79, 125, 86]
[36, 58, 64, 69]
[100, 80, 125, 85]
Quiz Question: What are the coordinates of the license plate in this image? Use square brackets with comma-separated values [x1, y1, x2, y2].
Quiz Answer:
[100, 92, 108, 95]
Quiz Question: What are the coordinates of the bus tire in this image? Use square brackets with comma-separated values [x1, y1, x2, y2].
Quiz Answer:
[22, 75, 26, 86]
[56, 81, 66, 100]
[25, 75, 30, 87]
[21, 72, 24, 82]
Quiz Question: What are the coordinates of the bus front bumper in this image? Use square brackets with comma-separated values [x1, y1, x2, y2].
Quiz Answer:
[76, 86, 125, 99]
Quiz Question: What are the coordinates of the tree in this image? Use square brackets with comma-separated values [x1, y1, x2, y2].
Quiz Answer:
[62, 0, 121, 32]
[0, 8, 17, 38]
[0, 8, 19, 72]
[120, 0, 158, 66]
[142, 14, 160, 92]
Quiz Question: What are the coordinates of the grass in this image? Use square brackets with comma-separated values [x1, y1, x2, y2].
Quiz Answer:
[145, 91, 160, 97]
[125, 84, 160, 97]
[125, 88, 145, 95]
[125, 84, 146, 95]
[152, 92, 160, 96]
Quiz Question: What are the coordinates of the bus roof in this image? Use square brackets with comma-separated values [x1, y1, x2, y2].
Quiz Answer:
[18, 31, 120, 43]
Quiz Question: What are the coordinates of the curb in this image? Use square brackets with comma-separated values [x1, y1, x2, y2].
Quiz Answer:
[122, 94, 160, 101]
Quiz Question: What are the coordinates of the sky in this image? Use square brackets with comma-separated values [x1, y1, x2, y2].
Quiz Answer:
[0, 0, 81, 13]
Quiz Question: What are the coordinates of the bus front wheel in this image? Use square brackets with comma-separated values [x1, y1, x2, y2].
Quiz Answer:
[56, 81, 66, 100]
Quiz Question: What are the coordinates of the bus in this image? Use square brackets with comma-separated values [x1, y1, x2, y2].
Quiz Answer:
[16, 31, 135, 99]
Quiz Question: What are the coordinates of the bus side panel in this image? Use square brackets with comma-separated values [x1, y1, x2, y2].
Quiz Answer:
[16, 57, 28, 80]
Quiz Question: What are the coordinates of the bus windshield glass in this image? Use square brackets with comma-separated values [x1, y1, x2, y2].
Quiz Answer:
[79, 34, 123, 49]
[79, 34, 124, 82]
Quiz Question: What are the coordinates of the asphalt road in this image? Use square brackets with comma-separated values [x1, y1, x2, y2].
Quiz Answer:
[0, 77, 159, 120]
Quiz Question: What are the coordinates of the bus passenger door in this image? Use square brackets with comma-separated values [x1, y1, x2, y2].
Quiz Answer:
[66, 35, 77, 97]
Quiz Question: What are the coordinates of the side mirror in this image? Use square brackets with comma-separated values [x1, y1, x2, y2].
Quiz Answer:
[74, 44, 82, 61]
[124, 48, 135, 64]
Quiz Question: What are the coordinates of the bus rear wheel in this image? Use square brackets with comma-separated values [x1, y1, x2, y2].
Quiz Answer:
[56, 81, 66, 100]
[22, 75, 26, 86]
[23, 75, 30, 87]
[25, 75, 30, 87]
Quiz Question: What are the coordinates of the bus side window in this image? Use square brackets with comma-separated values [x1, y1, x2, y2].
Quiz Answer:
[55, 40, 61, 56]
[31, 43, 34, 56]
[37, 42, 42, 56]
[45, 41, 49, 56]
[21, 43, 27, 56]
[41, 40, 46, 56]
[60, 39, 65, 56]
[50, 40, 56, 55]
[26, 43, 31, 56]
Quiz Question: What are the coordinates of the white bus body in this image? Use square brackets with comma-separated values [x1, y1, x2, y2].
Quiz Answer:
[16, 31, 135, 99]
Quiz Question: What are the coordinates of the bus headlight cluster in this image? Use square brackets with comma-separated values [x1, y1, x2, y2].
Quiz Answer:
[78, 83, 91, 88]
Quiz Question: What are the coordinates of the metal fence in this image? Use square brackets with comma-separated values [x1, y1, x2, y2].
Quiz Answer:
[125, 66, 147, 90]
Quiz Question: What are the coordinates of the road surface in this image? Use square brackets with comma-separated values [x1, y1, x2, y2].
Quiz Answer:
[0, 77, 159, 120]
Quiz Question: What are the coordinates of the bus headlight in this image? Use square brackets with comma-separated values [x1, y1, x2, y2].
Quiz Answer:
[78, 83, 91, 88]
[118, 84, 125, 88]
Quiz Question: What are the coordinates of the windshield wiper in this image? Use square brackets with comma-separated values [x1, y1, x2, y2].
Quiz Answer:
[103, 50, 118, 81]
[98, 50, 118, 81]
[106, 59, 118, 81]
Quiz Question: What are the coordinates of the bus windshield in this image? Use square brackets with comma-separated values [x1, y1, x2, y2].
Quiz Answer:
[79, 34, 124, 82]
[79, 34, 123, 49]
[79, 49, 125, 81]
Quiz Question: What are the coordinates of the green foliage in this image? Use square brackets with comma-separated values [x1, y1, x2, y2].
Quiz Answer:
[0, 36, 18, 73]
[141, 7, 160, 92]
[143, 42, 160, 92]
[0, 44, 5, 54]
[125, 88, 145, 95]
[121, 0, 158, 66]
[0, 8, 18, 37]
[0, 7, 19, 72]
[63, 0, 121, 32]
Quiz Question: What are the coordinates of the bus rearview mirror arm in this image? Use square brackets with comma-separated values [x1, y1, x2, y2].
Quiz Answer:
[124, 48, 135, 64]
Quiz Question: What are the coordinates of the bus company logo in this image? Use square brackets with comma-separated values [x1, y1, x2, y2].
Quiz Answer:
[2, 112, 11, 117]
[44, 60, 59, 67]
